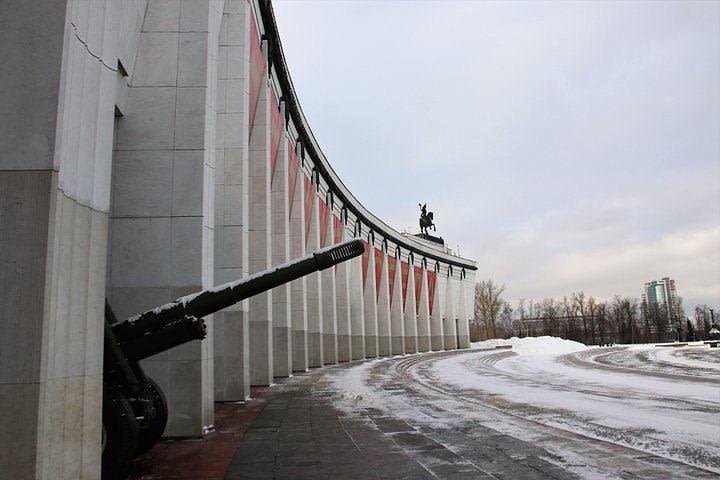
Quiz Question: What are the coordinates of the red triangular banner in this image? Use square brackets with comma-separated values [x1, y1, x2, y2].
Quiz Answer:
[303, 175, 314, 245]
[414, 268, 423, 308]
[401, 261, 410, 309]
[319, 199, 330, 248]
[427, 270, 437, 316]
[388, 256, 397, 307]
[248, 13, 265, 131]
[270, 91, 283, 184]
[375, 248, 384, 300]
[361, 241, 370, 290]
[333, 215, 343, 244]
[287, 140, 299, 219]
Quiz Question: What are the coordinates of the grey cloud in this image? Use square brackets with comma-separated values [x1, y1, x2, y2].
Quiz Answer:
[274, 0, 720, 311]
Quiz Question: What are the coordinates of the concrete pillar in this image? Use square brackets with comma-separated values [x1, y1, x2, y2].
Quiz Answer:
[417, 265, 432, 352]
[214, 2, 251, 401]
[305, 178, 324, 367]
[463, 270, 476, 346]
[443, 272, 458, 350]
[321, 201, 338, 365]
[363, 240, 379, 357]
[430, 269, 444, 350]
[335, 216, 353, 361]
[110, 0, 220, 436]
[456, 274, 471, 348]
[289, 142, 308, 372]
[390, 253, 405, 354]
[403, 260, 418, 354]
[349, 230, 366, 359]
[248, 40, 273, 386]
[376, 247, 392, 356]
[271, 100, 291, 377]
[0, 2, 124, 476]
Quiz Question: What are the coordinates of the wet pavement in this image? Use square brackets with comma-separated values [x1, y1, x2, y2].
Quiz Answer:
[130, 348, 716, 479]
[223, 371, 577, 480]
[131, 355, 580, 480]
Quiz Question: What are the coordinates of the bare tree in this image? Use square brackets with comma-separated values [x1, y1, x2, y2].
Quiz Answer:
[572, 292, 587, 343]
[497, 301, 514, 337]
[516, 298, 527, 337]
[587, 296, 597, 345]
[595, 302, 608, 345]
[539, 298, 559, 337]
[474, 280, 506, 339]
[624, 298, 639, 344]
[561, 296, 574, 340]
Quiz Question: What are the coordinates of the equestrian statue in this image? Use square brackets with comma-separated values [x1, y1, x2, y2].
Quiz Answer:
[419, 203, 436, 236]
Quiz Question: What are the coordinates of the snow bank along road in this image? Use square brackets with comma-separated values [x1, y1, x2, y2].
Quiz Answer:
[327, 339, 720, 479]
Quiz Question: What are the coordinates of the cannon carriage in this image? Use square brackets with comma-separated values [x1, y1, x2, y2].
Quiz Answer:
[102, 239, 365, 478]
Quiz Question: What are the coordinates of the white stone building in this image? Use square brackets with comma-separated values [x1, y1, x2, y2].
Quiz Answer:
[0, 1, 477, 478]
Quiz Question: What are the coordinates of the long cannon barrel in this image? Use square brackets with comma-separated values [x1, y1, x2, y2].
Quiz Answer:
[112, 239, 365, 342]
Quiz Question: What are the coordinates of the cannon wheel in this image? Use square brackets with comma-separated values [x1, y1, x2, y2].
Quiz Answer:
[102, 388, 139, 480]
[134, 377, 168, 457]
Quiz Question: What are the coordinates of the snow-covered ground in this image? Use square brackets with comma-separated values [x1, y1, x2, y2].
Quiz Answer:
[471, 335, 588, 355]
[329, 337, 720, 478]
[578, 342, 720, 380]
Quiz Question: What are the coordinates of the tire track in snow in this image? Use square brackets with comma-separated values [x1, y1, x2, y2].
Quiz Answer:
[383, 350, 719, 478]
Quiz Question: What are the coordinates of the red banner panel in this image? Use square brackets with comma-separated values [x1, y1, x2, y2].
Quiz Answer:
[333, 215, 343, 244]
[387, 256, 397, 307]
[287, 140, 299, 219]
[270, 91, 283, 184]
[318, 199, 330, 248]
[401, 261, 410, 309]
[374, 248, 383, 300]
[303, 175, 313, 244]
[361, 241, 370, 290]
[414, 267, 423, 308]
[249, 13, 265, 130]
[427, 270, 437, 316]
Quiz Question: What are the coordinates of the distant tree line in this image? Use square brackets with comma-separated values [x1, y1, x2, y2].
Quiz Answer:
[472, 280, 717, 345]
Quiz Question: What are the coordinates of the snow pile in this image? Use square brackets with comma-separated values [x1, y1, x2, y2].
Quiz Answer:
[472, 336, 588, 356]
[470, 338, 510, 349]
[329, 358, 387, 412]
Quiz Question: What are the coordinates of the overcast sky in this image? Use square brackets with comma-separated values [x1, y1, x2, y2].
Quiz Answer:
[273, 0, 720, 312]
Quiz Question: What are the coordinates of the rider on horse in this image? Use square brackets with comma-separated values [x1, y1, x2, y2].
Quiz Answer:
[419, 203, 436, 236]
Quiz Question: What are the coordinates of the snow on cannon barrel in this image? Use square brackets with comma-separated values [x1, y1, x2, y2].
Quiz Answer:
[102, 239, 365, 479]
[112, 238, 366, 343]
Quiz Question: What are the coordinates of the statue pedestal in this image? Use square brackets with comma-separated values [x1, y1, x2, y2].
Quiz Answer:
[412, 233, 444, 245]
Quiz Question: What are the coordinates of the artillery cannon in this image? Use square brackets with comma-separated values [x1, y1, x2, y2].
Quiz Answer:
[102, 239, 365, 479]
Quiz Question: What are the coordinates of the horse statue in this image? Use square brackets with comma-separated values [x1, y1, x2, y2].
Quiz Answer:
[419, 203, 436, 236]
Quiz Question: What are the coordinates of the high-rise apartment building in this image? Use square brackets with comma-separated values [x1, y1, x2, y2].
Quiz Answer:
[642, 277, 680, 321]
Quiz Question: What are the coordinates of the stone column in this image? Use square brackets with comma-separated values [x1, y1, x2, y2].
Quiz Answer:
[271, 101, 291, 377]
[214, 1, 250, 401]
[430, 268, 445, 350]
[443, 272, 458, 350]
[417, 265, 431, 352]
[0, 1, 134, 476]
[110, 0, 220, 436]
[403, 259, 418, 354]
[305, 178, 324, 367]
[456, 274, 471, 348]
[390, 252, 405, 354]
[349, 228, 366, 359]
[376, 247, 392, 356]
[321, 202, 338, 365]
[289, 143, 308, 372]
[363, 240, 379, 358]
[248, 40, 273, 386]
[335, 216, 353, 361]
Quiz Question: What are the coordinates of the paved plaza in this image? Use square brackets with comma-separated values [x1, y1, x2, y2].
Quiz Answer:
[130, 345, 719, 479]
[133, 356, 578, 480]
